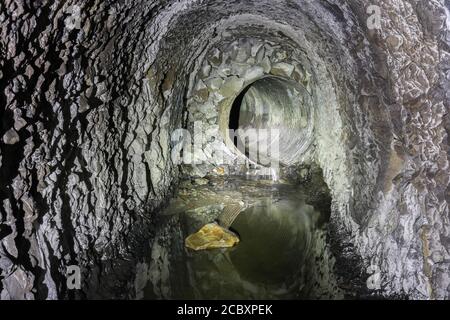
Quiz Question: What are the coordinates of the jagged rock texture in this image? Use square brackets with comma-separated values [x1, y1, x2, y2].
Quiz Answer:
[0, 0, 449, 299]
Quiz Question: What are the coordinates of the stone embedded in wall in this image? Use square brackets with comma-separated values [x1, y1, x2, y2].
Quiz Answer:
[259, 56, 271, 73]
[230, 61, 249, 76]
[199, 64, 211, 79]
[208, 48, 222, 66]
[270, 62, 294, 77]
[2, 129, 20, 145]
[243, 66, 265, 83]
[217, 64, 232, 78]
[205, 77, 224, 91]
[219, 76, 244, 97]
[193, 80, 209, 102]
[13, 115, 27, 131]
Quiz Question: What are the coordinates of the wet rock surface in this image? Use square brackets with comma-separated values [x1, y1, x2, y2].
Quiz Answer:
[0, 0, 449, 299]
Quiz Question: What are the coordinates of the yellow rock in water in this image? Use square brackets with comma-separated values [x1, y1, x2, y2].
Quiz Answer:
[214, 167, 225, 175]
[185, 222, 239, 251]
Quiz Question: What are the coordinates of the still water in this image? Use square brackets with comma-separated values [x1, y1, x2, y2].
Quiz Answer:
[144, 177, 341, 299]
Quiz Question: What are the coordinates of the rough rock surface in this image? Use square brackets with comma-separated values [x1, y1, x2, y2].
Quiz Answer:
[0, 0, 449, 299]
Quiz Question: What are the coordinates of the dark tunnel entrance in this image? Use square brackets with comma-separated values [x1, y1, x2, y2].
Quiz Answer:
[227, 76, 314, 166]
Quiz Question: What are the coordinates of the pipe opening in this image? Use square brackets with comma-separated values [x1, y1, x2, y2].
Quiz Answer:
[227, 76, 314, 167]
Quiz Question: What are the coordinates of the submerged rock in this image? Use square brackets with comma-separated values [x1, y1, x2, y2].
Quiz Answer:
[185, 222, 240, 251]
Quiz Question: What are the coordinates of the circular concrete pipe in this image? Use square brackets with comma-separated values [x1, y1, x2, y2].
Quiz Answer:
[228, 76, 314, 167]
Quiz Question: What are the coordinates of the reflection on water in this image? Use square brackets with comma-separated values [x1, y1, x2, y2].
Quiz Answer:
[231, 200, 314, 287]
[144, 177, 341, 300]
[187, 200, 318, 299]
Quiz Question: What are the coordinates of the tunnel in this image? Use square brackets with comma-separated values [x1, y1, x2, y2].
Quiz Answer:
[0, 0, 449, 300]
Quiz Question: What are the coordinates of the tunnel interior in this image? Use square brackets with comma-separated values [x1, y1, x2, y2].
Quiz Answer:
[0, 0, 449, 300]
[149, 33, 340, 298]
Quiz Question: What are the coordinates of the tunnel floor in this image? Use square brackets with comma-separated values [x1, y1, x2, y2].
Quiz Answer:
[143, 176, 346, 299]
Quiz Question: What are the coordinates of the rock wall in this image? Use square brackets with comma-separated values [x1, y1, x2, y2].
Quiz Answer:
[0, 0, 449, 299]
